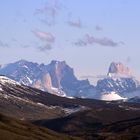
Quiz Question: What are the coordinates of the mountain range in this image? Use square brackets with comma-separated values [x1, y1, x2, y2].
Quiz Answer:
[0, 75, 139, 139]
[0, 60, 139, 101]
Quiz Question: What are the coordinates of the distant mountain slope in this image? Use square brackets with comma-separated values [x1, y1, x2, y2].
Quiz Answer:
[0, 76, 87, 120]
[0, 75, 140, 120]
[0, 60, 140, 101]
[0, 60, 95, 97]
[0, 75, 140, 140]
[97, 77, 138, 94]
[96, 62, 139, 100]
[0, 113, 80, 140]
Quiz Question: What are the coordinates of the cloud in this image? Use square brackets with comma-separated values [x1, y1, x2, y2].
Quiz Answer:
[34, 0, 62, 26]
[80, 75, 112, 79]
[95, 25, 102, 31]
[85, 34, 121, 47]
[32, 31, 55, 43]
[74, 39, 87, 46]
[74, 34, 124, 47]
[80, 75, 110, 80]
[126, 56, 131, 63]
[38, 44, 52, 51]
[35, 6, 57, 26]
[68, 19, 82, 28]
[0, 40, 9, 48]
[80, 74, 132, 80]
[32, 30, 55, 51]
[35, 4, 57, 17]
[80, 75, 97, 79]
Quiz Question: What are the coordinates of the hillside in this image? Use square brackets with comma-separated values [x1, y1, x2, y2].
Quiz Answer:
[34, 110, 140, 140]
[0, 113, 81, 140]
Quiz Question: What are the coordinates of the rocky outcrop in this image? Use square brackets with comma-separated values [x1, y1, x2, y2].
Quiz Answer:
[96, 62, 139, 95]
[108, 62, 132, 76]
[0, 60, 95, 97]
[96, 77, 138, 94]
[33, 73, 52, 92]
[47, 60, 95, 96]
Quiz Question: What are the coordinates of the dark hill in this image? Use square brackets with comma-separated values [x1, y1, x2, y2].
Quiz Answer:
[34, 108, 140, 140]
[0, 113, 81, 140]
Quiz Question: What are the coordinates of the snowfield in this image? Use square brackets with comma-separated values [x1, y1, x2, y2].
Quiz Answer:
[100, 91, 127, 101]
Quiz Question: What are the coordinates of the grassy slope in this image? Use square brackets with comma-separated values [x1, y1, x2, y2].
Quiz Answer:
[0, 113, 81, 140]
[34, 109, 140, 140]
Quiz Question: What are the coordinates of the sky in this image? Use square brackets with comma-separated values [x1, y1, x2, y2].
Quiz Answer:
[0, 0, 140, 84]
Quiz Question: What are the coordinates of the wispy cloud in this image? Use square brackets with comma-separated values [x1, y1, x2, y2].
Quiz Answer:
[34, 0, 62, 26]
[0, 40, 9, 48]
[95, 25, 102, 31]
[32, 31, 55, 43]
[74, 39, 87, 46]
[126, 56, 131, 63]
[38, 44, 52, 51]
[80, 75, 97, 79]
[74, 34, 124, 47]
[68, 19, 82, 28]
[80, 75, 111, 79]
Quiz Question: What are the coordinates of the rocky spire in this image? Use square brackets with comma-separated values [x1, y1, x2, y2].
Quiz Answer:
[108, 62, 132, 76]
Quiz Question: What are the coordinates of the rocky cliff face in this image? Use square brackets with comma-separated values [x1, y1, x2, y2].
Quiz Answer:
[46, 60, 76, 89]
[47, 60, 95, 96]
[0, 60, 95, 97]
[33, 73, 52, 92]
[0, 60, 139, 100]
[96, 77, 138, 94]
[108, 62, 132, 76]
[96, 62, 139, 96]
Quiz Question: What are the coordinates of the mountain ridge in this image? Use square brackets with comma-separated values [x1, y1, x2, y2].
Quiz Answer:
[0, 60, 139, 101]
[0, 59, 96, 98]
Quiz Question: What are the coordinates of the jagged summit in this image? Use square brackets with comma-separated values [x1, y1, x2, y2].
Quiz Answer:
[108, 62, 132, 77]
[0, 60, 139, 101]
[96, 62, 139, 100]
[0, 60, 95, 97]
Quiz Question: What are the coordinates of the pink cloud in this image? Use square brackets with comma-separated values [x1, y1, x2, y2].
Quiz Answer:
[32, 31, 55, 43]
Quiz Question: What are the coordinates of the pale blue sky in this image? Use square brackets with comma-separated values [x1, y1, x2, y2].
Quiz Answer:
[0, 0, 140, 84]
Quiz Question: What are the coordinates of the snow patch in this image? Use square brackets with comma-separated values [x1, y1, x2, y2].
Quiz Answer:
[118, 105, 140, 111]
[50, 87, 75, 99]
[22, 65, 29, 69]
[26, 76, 33, 84]
[0, 76, 20, 85]
[101, 91, 127, 101]
[0, 85, 3, 91]
[51, 87, 66, 97]
[0, 88, 3, 91]
[62, 106, 87, 115]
